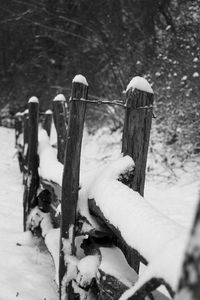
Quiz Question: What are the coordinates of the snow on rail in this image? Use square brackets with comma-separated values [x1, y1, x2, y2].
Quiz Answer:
[38, 129, 63, 186]
[88, 155, 188, 291]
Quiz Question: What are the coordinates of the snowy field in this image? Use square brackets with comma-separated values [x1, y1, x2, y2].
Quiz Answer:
[0, 125, 199, 299]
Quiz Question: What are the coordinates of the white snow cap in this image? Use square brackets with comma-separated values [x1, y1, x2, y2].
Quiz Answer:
[28, 96, 39, 103]
[72, 74, 88, 86]
[126, 76, 153, 94]
[45, 109, 53, 114]
[53, 94, 66, 102]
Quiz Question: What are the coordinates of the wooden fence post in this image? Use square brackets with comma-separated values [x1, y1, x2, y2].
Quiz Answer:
[59, 75, 88, 300]
[14, 112, 23, 147]
[23, 97, 39, 231]
[22, 109, 29, 183]
[175, 194, 200, 300]
[120, 76, 154, 273]
[14, 112, 24, 173]
[43, 109, 53, 137]
[53, 94, 68, 164]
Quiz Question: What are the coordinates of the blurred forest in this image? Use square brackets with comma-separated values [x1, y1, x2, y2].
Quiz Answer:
[0, 0, 199, 160]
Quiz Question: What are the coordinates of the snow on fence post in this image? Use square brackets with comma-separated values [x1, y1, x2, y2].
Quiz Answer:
[23, 97, 39, 231]
[59, 75, 88, 300]
[53, 94, 67, 164]
[43, 109, 53, 137]
[175, 194, 200, 300]
[120, 76, 154, 273]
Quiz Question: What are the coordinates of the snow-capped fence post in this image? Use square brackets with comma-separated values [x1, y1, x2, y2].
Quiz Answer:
[122, 77, 154, 196]
[42, 109, 52, 137]
[53, 94, 67, 164]
[59, 75, 88, 300]
[120, 77, 154, 273]
[175, 194, 200, 300]
[23, 97, 39, 231]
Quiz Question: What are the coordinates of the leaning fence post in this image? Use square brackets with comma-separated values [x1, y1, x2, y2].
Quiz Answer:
[59, 75, 88, 300]
[53, 94, 68, 164]
[175, 194, 200, 300]
[14, 112, 23, 148]
[120, 76, 154, 272]
[23, 97, 39, 231]
[42, 109, 53, 137]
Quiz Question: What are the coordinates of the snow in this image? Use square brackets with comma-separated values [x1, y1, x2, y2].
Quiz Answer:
[193, 71, 199, 78]
[38, 129, 63, 186]
[1, 123, 200, 299]
[88, 156, 188, 290]
[28, 96, 39, 103]
[0, 127, 58, 300]
[45, 109, 53, 114]
[72, 74, 88, 86]
[53, 94, 66, 102]
[126, 76, 153, 93]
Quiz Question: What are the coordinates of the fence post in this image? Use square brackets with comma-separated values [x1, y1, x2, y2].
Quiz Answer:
[59, 75, 88, 300]
[23, 97, 39, 231]
[175, 194, 200, 300]
[53, 94, 67, 164]
[14, 112, 24, 173]
[121, 76, 154, 272]
[43, 109, 53, 137]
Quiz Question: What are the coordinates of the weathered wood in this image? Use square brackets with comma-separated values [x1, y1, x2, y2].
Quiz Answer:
[42, 109, 52, 137]
[14, 113, 24, 172]
[22, 109, 29, 183]
[121, 78, 154, 272]
[59, 76, 88, 300]
[23, 97, 39, 231]
[122, 84, 154, 196]
[175, 194, 200, 300]
[53, 94, 68, 164]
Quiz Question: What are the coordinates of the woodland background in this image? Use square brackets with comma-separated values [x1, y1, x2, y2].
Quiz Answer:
[0, 0, 199, 161]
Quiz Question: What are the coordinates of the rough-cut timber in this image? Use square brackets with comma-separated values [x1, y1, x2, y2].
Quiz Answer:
[53, 96, 67, 164]
[23, 110, 29, 178]
[59, 77, 88, 300]
[23, 99, 39, 231]
[42, 110, 52, 137]
[14, 113, 23, 172]
[175, 194, 200, 300]
[121, 86, 154, 273]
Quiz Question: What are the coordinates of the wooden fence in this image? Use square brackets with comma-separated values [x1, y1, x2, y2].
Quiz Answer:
[14, 75, 200, 300]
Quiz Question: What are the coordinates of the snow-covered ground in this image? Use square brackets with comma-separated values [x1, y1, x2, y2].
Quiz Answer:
[0, 125, 199, 299]
[0, 127, 58, 300]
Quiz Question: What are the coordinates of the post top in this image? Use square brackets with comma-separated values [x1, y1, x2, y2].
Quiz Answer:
[72, 74, 88, 86]
[28, 96, 39, 103]
[126, 76, 153, 94]
[45, 109, 53, 114]
[53, 94, 66, 102]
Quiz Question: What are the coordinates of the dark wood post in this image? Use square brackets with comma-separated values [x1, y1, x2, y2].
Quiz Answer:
[120, 76, 154, 273]
[175, 194, 200, 300]
[53, 94, 68, 164]
[23, 97, 39, 231]
[59, 75, 88, 300]
[43, 109, 52, 137]
[14, 112, 24, 172]
[14, 112, 23, 147]
[22, 109, 29, 183]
